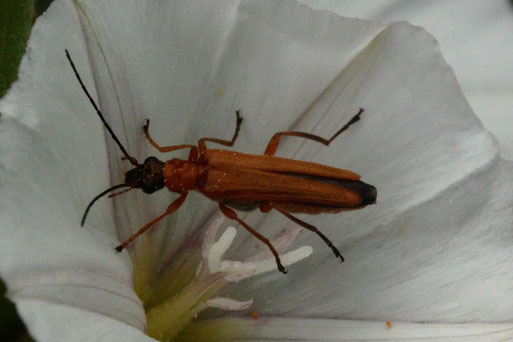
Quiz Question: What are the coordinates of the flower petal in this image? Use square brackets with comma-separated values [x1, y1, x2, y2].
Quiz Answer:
[17, 300, 154, 342]
[182, 317, 513, 341]
[0, 0, 145, 333]
[299, 0, 513, 160]
[0, 119, 145, 329]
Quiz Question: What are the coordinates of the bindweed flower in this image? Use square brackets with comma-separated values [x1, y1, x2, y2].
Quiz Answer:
[1, 0, 513, 341]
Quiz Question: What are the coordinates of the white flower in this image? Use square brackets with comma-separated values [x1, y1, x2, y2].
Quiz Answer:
[1, 0, 513, 341]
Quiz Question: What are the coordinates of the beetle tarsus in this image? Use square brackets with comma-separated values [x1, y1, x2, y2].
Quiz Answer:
[114, 245, 124, 253]
[270, 205, 346, 264]
[235, 110, 243, 126]
[332, 247, 345, 263]
[277, 259, 288, 274]
[219, 203, 289, 274]
[323, 239, 344, 262]
[317, 231, 345, 263]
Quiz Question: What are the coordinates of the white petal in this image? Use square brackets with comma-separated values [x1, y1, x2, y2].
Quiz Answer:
[465, 87, 513, 162]
[299, 1, 513, 160]
[0, 0, 147, 333]
[0, 117, 144, 329]
[183, 317, 513, 341]
[17, 300, 154, 342]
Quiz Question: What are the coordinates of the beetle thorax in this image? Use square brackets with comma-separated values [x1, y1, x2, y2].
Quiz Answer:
[162, 159, 204, 192]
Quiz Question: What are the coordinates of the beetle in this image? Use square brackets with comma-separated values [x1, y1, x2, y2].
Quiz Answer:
[66, 49, 376, 274]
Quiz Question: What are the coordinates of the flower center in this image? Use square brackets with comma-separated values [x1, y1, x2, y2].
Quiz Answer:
[132, 214, 312, 342]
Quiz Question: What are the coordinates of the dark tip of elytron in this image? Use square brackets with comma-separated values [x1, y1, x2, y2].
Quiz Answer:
[335, 180, 377, 206]
[114, 246, 123, 253]
[361, 184, 377, 206]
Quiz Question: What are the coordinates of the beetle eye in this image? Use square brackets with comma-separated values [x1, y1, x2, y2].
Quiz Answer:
[144, 156, 159, 163]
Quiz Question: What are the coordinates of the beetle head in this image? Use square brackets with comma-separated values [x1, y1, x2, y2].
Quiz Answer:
[125, 156, 165, 194]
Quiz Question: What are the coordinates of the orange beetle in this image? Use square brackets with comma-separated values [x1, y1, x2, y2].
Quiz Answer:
[66, 50, 376, 273]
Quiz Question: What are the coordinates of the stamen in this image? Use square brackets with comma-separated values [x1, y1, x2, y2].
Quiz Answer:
[201, 214, 226, 258]
[208, 226, 237, 273]
[221, 246, 313, 282]
[200, 216, 313, 283]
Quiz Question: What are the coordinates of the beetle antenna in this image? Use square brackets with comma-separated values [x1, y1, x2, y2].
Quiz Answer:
[81, 183, 131, 226]
[65, 49, 139, 166]
[108, 186, 134, 198]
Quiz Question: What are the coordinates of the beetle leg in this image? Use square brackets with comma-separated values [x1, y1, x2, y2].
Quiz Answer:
[198, 111, 243, 153]
[187, 146, 198, 161]
[143, 119, 196, 153]
[269, 204, 345, 263]
[218, 203, 287, 274]
[264, 108, 363, 156]
[114, 193, 188, 252]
